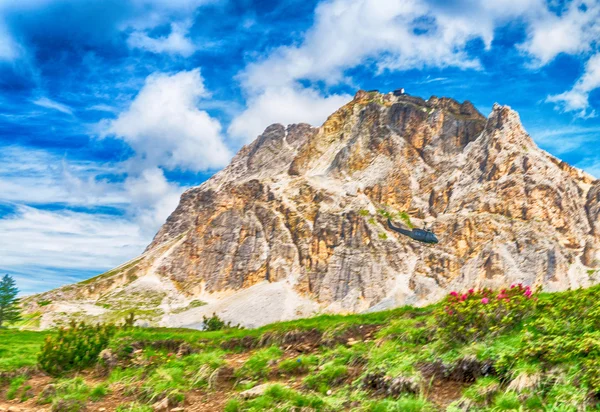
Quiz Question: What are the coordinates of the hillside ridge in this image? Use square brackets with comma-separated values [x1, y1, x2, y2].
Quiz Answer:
[23, 89, 600, 330]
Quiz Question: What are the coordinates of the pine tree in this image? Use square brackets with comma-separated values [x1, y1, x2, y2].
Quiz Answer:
[0, 274, 21, 328]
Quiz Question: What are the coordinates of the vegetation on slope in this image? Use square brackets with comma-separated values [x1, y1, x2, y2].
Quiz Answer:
[1, 284, 600, 411]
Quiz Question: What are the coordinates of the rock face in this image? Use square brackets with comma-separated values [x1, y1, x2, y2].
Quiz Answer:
[26, 90, 600, 329]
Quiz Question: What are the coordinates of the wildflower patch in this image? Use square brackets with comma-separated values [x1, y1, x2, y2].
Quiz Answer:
[435, 284, 537, 343]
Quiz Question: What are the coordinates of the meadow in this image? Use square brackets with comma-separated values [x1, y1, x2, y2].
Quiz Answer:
[1, 284, 599, 411]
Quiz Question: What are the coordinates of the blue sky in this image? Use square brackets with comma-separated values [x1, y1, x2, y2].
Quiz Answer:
[1, 0, 600, 295]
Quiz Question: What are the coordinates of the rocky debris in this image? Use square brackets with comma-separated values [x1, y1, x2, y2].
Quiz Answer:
[151, 398, 169, 412]
[220, 336, 257, 351]
[507, 372, 541, 393]
[239, 383, 277, 400]
[52, 399, 86, 412]
[421, 357, 496, 383]
[26, 89, 600, 329]
[363, 371, 420, 396]
[96, 349, 117, 375]
[176, 342, 192, 357]
[208, 366, 235, 389]
[450, 398, 475, 411]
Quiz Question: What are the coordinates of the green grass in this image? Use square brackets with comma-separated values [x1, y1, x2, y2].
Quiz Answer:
[236, 346, 283, 380]
[171, 299, 207, 314]
[37, 377, 109, 410]
[0, 329, 50, 371]
[227, 384, 330, 411]
[364, 396, 436, 412]
[116, 403, 154, 412]
[398, 211, 414, 229]
[78, 258, 142, 286]
[5, 375, 27, 400]
[5, 285, 600, 410]
[278, 355, 319, 375]
[303, 361, 348, 393]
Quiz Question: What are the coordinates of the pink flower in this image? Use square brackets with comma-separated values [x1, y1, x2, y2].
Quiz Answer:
[460, 294, 468, 301]
[450, 291, 458, 297]
[481, 298, 489, 304]
[468, 289, 474, 294]
[524, 289, 532, 298]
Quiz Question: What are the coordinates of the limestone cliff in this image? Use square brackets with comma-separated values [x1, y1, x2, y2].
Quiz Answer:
[25, 90, 600, 329]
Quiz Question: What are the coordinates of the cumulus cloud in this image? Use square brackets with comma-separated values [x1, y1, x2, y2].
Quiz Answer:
[519, 1, 600, 67]
[547, 53, 600, 117]
[242, 0, 489, 92]
[229, 86, 351, 142]
[124, 167, 182, 235]
[230, 0, 551, 142]
[105, 68, 232, 172]
[33, 97, 73, 114]
[127, 20, 196, 57]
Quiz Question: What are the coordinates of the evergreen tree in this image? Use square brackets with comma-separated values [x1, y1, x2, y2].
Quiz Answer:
[0, 274, 21, 328]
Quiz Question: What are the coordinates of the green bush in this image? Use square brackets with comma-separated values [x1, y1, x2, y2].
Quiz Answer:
[435, 284, 536, 343]
[38, 321, 116, 376]
[202, 313, 239, 331]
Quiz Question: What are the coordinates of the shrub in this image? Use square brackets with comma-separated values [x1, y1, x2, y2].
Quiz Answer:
[435, 285, 536, 343]
[38, 321, 117, 376]
[202, 313, 239, 331]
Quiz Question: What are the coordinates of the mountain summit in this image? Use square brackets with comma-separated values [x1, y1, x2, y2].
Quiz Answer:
[26, 90, 600, 329]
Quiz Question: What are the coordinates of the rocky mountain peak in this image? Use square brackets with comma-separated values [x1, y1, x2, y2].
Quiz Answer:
[27, 89, 600, 329]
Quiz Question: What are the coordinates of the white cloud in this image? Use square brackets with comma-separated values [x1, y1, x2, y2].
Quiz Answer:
[576, 157, 600, 179]
[0, 205, 146, 271]
[230, 0, 550, 143]
[532, 125, 600, 154]
[127, 20, 196, 57]
[105, 68, 232, 172]
[0, 146, 126, 206]
[519, 1, 600, 67]
[241, 0, 479, 93]
[0, 147, 188, 293]
[229, 86, 351, 142]
[547, 53, 600, 117]
[0, 20, 17, 60]
[124, 167, 182, 235]
[32, 97, 73, 115]
[87, 104, 118, 113]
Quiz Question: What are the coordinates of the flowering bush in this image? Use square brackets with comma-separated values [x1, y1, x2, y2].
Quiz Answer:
[436, 284, 537, 343]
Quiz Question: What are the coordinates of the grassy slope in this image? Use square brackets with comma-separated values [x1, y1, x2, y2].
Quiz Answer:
[1, 286, 600, 411]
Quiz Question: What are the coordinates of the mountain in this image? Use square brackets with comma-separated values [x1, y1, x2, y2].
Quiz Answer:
[24, 90, 600, 329]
